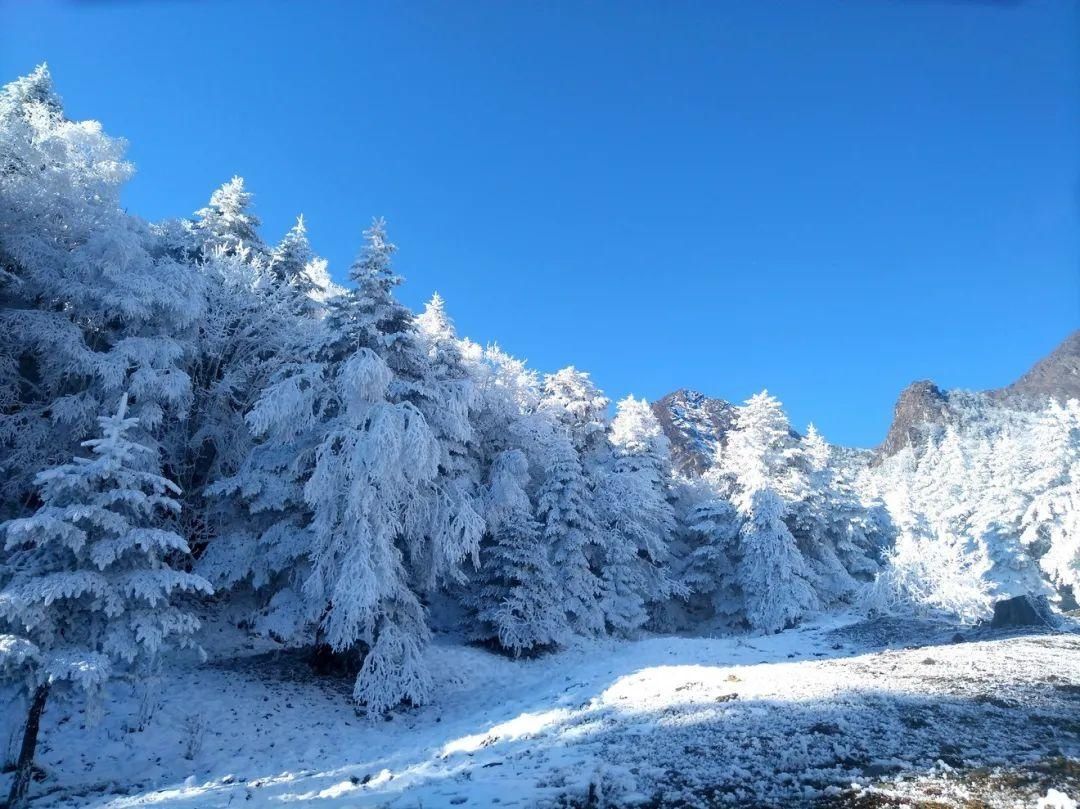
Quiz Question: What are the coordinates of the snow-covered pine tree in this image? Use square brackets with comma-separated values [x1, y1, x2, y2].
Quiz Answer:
[188, 176, 264, 261]
[227, 220, 456, 714]
[534, 425, 606, 636]
[722, 391, 817, 632]
[532, 368, 611, 634]
[788, 425, 864, 604]
[594, 396, 680, 635]
[0, 66, 200, 517]
[1021, 399, 1080, 595]
[829, 449, 888, 583]
[467, 449, 564, 654]
[678, 450, 743, 627]
[299, 345, 440, 712]
[0, 395, 210, 809]
[339, 218, 422, 387]
[539, 366, 610, 459]
[867, 427, 999, 622]
[464, 343, 543, 463]
[185, 244, 322, 582]
[412, 293, 484, 591]
[267, 215, 322, 302]
[869, 408, 1059, 621]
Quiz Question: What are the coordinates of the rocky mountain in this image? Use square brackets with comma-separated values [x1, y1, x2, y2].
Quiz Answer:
[877, 329, 1079, 459]
[877, 380, 955, 458]
[991, 330, 1080, 404]
[651, 389, 739, 476]
[652, 330, 1079, 474]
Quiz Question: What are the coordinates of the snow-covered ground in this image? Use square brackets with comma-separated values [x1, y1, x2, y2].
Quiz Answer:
[5, 615, 1079, 808]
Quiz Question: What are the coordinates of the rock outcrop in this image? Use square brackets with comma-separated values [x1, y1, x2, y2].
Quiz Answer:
[651, 389, 739, 477]
[877, 330, 1079, 459]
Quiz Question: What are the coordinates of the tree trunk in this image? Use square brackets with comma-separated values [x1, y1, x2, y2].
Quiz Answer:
[7, 683, 49, 809]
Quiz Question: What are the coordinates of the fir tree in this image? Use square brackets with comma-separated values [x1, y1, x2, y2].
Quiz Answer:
[723, 392, 817, 632]
[595, 396, 680, 635]
[535, 429, 606, 636]
[189, 176, 263, 260]
[0, 396, 210, 808]
[468, 450, 564, 654]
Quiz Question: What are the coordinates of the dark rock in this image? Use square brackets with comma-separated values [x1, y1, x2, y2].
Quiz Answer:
[990, 595, 1057, 629]
[651, 389, 740, 476]
[877, 380, 952, 459]
[992, 330, 1080, 404]
[863, 761, 902, 778]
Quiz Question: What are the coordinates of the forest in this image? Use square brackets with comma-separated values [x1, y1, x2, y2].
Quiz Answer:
[0, 66, 1077, 808]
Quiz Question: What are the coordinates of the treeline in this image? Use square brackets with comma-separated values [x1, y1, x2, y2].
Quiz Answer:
[0, 68, 890, 716]
[1, 67, 1076, 731]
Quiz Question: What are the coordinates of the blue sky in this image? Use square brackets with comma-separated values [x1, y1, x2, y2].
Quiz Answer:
[2, 0, 1077, 447]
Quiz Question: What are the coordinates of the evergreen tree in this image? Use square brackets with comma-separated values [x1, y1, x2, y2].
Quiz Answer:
[535, 428, 606, 636]
[189, 176, 264, 260]
[679, 454, 743, 626]
[412, 294, 484, 590]
[722, 392, 817, 632]
[539, 367, 609, 458]
[1022, 399, 1080, 594]
[267, 215, 321, 301]
[0, 67, 200, 516]
[220, 220, 451, 713]
[788, 425, 864, 603]
[595, 396, 680, 635]
[0, 396, 210, 808]
[467, 450, 564, 654]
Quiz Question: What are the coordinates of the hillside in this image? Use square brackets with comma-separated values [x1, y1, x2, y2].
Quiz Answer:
[8, 614, 1079, 808]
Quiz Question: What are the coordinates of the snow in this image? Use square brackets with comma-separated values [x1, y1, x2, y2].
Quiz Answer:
[1040, 789, 1078, 809]
[7, 614, 1079, 807]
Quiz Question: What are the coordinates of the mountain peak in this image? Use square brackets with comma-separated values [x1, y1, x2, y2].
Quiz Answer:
[652, 389, 739, 476]
[877, 330, 1080, 459]
[993, 329, 1080, 403]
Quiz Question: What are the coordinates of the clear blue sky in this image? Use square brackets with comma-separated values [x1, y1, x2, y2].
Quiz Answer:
[2, 0, 1077, 447]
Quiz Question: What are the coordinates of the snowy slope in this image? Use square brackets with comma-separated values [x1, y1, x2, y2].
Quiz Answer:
[5, 616, 1079, 808]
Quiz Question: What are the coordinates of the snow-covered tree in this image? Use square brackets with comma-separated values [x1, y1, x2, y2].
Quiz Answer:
[267, 215, 323, 304]
[535, 427, 606, 636]
[867, 400, 1066, 621]
[188, 176, 264, 260]
[0, 66, 200, 517]
[467, 449, 564, 654]
[411, 293, 484, 591]
[866, 511, 991, 624]
[594, 396, 680, 635]
[539, 366, 609, 458]
[0, 396, 210, 808]
[678, 462, 742, 627]
[298, 346, 440, 712]
[722, 392, 817, 632]
[188, 247, 321, 591]
[786, 425, 876, 604]
[1022, 399, 1080, 594]
[215, 221, 468, 714]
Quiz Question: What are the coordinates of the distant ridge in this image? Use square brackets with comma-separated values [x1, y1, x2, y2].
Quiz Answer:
[878, 329, 1080, 458]
[651, 330, 1080, 474]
